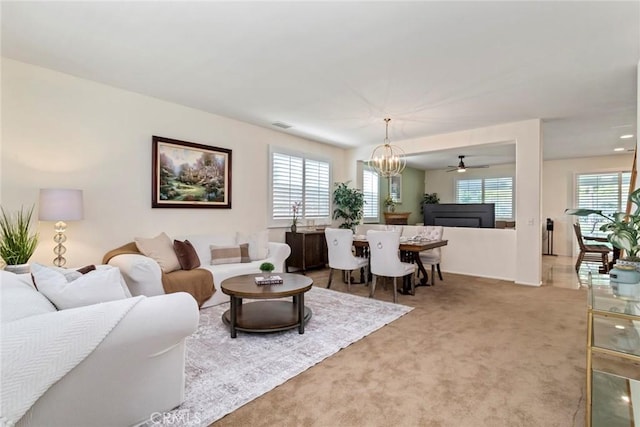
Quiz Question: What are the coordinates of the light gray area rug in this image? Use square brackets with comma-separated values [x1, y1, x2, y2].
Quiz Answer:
[164, 286, 412, 426]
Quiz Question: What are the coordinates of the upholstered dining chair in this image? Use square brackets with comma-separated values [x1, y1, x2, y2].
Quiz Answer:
[366, 230, 415, 303]
[573, 222, 610, 273]
[324, 228, 369, 291]
[418, 225, 444, 286]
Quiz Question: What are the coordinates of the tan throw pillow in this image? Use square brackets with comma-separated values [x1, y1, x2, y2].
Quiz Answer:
[135, 232, 181, 273]
[239, 243, 250, 263]
[174, 239, 201, 270]
[210, 245, 242, 265]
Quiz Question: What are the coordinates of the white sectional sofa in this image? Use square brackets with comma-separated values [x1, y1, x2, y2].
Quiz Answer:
[0, 270, 199, 427]
[108, 232, 291, 307]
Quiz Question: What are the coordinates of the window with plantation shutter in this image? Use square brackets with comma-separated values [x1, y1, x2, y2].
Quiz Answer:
[575, 172, 631, 238]
[484, 177, 513, 219]
[362, 167, 379, 222]
[270, 148, 331, 226]
[456, 176, 514, 220]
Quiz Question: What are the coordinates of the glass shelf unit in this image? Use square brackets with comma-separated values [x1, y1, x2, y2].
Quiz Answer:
[586, 274, 640, 427]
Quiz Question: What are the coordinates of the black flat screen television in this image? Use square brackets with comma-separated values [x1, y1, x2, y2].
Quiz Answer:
[423, 203, 495, 228]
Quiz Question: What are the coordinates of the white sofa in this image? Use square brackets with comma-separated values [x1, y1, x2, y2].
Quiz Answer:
[108, 232, 291, 307]
[0, 270, 199, 427]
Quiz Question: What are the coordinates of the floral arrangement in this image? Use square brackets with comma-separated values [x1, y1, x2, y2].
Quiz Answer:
[291, 201, 302, 226]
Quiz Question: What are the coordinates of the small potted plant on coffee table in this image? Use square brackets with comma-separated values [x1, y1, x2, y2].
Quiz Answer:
[259, 262, 275, 277]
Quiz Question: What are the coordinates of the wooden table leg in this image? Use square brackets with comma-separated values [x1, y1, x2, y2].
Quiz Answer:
[295, 293, 305, 334]
[414, 255, 430, 286]
[229, 296, 239, 338]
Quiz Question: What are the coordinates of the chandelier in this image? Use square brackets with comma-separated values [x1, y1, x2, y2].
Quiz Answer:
[368, 118, 406, 178]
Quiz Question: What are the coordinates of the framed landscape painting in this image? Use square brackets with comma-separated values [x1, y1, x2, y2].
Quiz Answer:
[152, 136, 232, 208]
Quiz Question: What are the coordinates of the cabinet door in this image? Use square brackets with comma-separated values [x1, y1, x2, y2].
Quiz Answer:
[285, 232, 304, 271]
[304, 233, 327, 268]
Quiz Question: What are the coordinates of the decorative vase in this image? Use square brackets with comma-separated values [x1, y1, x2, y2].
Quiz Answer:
[260, 270, 272, 278]
[291, 224, 297, 233]
[4, 263, 30, 274]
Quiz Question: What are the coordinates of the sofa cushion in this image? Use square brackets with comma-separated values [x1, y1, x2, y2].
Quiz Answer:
[31, 263, 129, 309]
[210, 245, 242, 265]
[239, 243, 250, 263]
[1, 270, 57, 322]
[134, 232, 181, 273]
[173, 239, 201, 270]
[237, 230, 270, 260]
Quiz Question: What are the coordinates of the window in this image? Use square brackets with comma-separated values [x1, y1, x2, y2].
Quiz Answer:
[270, 148, 331, 226]
[455, 176, 514, 219]
[362, 167, 380, 222]
[575, 171, 631, 237]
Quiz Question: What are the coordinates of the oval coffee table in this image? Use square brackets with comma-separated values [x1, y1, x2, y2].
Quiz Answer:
[220, 273, 313, 338]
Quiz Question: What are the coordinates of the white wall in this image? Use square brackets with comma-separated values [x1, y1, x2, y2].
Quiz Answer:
[440, 227, 516, 280]
[1, 59, 347, 266]
[544, 154, 634, 257]
[346, 119, 542, 286]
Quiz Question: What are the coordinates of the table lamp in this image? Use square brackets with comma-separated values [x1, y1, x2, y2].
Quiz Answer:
[38, 188, 84, 267]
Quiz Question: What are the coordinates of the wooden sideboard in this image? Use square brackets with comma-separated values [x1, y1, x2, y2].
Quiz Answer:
[285, 230, 328, 274]
[383, 212, 411, 225]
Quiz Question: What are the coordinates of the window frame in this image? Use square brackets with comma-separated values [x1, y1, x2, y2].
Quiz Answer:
[361, 165, 380, 223]
[573, 170, 631, 239]
[455, 175, 515, 220]
[268, 146, 332, 228]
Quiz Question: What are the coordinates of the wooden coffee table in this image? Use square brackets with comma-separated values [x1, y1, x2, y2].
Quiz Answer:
[220, 273, 313, 338]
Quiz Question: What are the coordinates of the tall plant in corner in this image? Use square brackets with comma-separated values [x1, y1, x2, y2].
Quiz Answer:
[332, 182, 365, 231]
[0, 205, 39, 269]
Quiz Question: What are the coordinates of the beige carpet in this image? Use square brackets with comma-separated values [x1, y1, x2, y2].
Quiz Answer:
[212, 270, 587, 427]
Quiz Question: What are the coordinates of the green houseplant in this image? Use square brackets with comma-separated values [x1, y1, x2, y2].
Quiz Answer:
[383, 195, 396, 212]
[420, 193, 440, 213]
[259, 262, 275, 275]
[565, 187, 640, 260]
[332, 182, 365, 231]
[0, 205, 39, 273]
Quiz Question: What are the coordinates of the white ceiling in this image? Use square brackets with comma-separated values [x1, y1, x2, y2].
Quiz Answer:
[2, 1, 638, 170]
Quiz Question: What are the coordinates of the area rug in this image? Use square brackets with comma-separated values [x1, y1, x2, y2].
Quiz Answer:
[156, 286, 412, 426]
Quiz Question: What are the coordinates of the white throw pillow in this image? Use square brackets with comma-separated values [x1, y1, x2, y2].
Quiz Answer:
[1, 270, 57, 322]
[237, 230, 270, 260]
[31, 263, 128, 309]
[134, 232, 181, 273]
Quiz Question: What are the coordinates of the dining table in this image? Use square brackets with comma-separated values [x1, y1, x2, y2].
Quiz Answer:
[352, 236, 449, 294]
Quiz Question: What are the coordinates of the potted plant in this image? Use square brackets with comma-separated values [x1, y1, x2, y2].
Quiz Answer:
[0, 205, 39, 274]
[383, 195, 396, 213]
[290, 201, 302, 233]
[259, 262, 275, 277]
[565, 187, 640, 266]
[332, 182, 365, 231]
[420, 193, 440, 213]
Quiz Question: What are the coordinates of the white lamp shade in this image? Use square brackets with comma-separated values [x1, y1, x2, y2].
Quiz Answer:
[38, 189, 84, 221]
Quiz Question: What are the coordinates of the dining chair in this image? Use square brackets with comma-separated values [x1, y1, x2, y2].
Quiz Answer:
[366, 230, 415, 303]
[573, 222, 610, 273]
[324, 228, 369, 291]
[418, 226, 444, 286]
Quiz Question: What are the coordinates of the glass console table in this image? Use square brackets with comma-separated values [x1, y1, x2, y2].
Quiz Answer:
[584, 271, 640, 427]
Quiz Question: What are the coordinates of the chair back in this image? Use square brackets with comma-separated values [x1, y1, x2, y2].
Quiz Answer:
[573, 223, 587, 251]
[325, 228, 359, 270]
[367, 230, 405, 276]
[421, 225, 444, 259]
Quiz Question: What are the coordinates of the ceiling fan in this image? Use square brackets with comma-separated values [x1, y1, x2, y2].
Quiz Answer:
[446, 155, 490, 173]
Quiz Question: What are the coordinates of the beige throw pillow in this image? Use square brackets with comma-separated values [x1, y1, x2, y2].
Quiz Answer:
[135, 232, 181, 273]
[210, 245, 241, 265]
